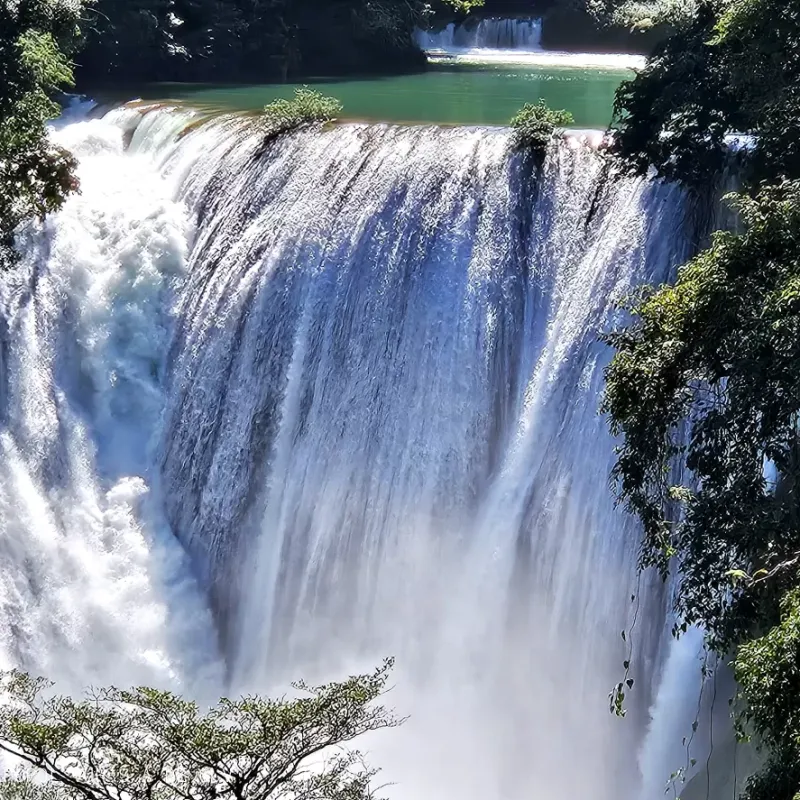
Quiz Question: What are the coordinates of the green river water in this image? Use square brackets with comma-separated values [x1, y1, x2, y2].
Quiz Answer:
[118, 57, 635, 129]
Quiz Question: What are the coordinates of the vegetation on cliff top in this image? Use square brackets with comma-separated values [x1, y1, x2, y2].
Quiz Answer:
[510, 99, 574, 158]
[0, 663, 398, 800]
[605, 1, 800, 797]
[262, 88, 343, 135]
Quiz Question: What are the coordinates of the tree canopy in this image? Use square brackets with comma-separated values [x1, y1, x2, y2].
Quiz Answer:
[0, 662, 398, 800]
[610, 0, 800, 187]
[604, 1, 800, 797]
[0, 0, 83, 269]
[74, 0, 485, 84]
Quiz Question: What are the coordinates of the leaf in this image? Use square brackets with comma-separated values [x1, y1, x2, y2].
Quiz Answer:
[725, 569, 751, 584]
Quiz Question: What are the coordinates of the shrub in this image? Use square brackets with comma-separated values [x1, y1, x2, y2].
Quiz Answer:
[510, 99, 574, 158]
[262, 87, 343, 136]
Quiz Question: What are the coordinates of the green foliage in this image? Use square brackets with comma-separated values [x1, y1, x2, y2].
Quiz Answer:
[76, 0, 481, 85]
[604, 180, 800, 798]
[262, 88, 343, 136]
[738, 753, 800, 800]
[588, 0, 698, 29]
[606, 1, 800, 793]
[510, 99, 574, 158]
[605, 180, 800, 648]
[440, 0, 484, 10]
[0, 0, 82, 270]
[609, 4, 730, 186]
[736, 589, 800, 756]
[0, 775, 68, 800]
[611, 0, 800, 188]
[0, 661, 399, 800]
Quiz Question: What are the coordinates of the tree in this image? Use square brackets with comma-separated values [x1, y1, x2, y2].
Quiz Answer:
[587, 0, 699, 29]
[603, 2, 800, 797]
[735, 588, 800, 800]
[0, 661, 399, 800]
[604, 181, 800, 799]
[0, 0, 83, 270]
[610, 0, 800, 188]
[74, 0, 486, 85]
[604, 181, 800, 646]
[604, 118, 800, 800]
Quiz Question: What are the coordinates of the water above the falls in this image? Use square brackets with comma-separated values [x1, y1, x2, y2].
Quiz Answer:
[104, 63, 631, 129]
[0, 106, 717, 798]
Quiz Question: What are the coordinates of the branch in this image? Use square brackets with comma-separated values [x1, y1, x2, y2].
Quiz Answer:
[0, 741, 102, 800]
[752, 551, 800, 586]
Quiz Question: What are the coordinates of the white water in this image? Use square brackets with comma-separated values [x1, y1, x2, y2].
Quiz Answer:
[416, 17, 544, 52]
[415, 16, 646, 70]
[1, 106, 714, 798]
[0, 109, 221, 695]
[639, 626, 707, 796]
[426, 49, 646, 70]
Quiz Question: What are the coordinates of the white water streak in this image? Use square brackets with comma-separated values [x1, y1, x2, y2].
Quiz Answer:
[426, 50, 646, 70]
[415, 16, 645, 70]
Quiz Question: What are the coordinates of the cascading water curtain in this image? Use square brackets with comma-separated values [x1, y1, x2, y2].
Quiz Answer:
[1, 105, 716, 800]
[415, 18, 544, 52]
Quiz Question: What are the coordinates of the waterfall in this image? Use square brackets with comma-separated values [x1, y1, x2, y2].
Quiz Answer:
[1, 105, 715, 798]
[0, 108, 221, 694]
[413, 17, 647, 69]
[415, 17, 543, 52]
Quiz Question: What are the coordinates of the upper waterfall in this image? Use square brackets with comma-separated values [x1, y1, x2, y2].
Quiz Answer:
[414, 16, 647, 69]
[0, 108, 221, 694]
[0, 105, 717, 799]
[415, 17, 543, 52]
